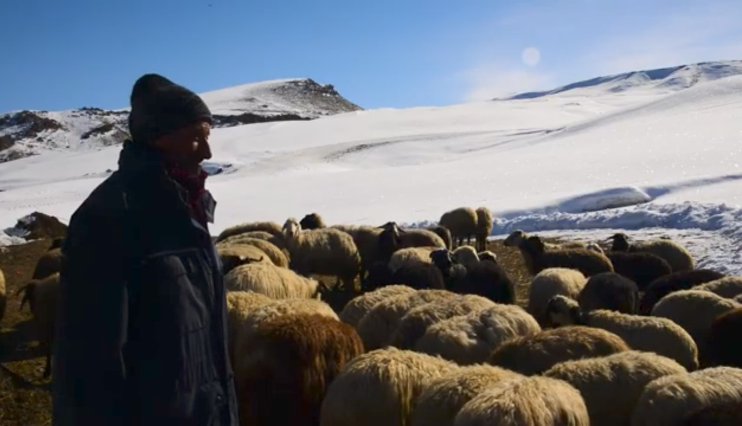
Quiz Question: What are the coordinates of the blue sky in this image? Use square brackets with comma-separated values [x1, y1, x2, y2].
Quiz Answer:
[2, 0, 742, 112]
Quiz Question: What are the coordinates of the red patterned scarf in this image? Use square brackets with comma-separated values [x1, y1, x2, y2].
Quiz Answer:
[167, 166, 209, 227]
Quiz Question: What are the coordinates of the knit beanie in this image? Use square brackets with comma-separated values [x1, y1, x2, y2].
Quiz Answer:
[128, 74, 212, 144]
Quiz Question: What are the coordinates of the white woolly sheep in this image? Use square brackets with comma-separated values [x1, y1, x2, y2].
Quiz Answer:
[411, 365, 522, 426]
[451, 246, 480, 270]
[225, 291, 273, 361]
[439, 207, 478, 248]
[218, 238, 289, 268]
[474, 207, 493, 252]
[415, 304, 541, 365]
[389, 247, 438, 273]
[389, 295, 495, 349]
[355, 289, 454, 350]
[453, 376, 590, 426]
[283, 218, 361, 290]
[546, 295, 699, 370]
[544, 351, 687, 426]
[320, 347, 458, 426]
[19, 273, 60, 377]
[217, 221, 283, 241]
[488, 325, 629, 375]
[632, 367, 742, 426]
[225, 262, 319, 299]
[639, 269, 725, 314]
[331, 225, 383, 280]
[527, 268, 587, 326]
[651, 289, 740, 363]
[610, 232, 695, 272]
[694, 276, 742, 299]
[339, 285, 415, 327]
[217, 243, 272, 273]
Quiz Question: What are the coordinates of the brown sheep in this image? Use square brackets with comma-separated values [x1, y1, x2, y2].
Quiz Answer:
[475, 207, 493, 252]
[237, 313, 363, 426]
[299, 213, 326, 230]
[439, 207, 478, 248]
[512, 235, 613, 277]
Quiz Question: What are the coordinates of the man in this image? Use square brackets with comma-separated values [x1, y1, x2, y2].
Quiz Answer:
[52, 74, 238, 425]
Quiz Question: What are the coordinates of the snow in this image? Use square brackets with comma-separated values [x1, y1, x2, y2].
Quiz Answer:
[1, 64, 742, 274]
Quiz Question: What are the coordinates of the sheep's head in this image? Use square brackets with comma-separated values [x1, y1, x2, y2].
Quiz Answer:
[478, 250, 498, 264]
[523, 235, 546, 254]
[504, 230, 527, 247]
[299, 212, 325, 230]
[282, 218, 301, 239]
[608, 233, 630, 251]
[430, 249, 453, 271]
[452, 246, 479, 270]
[545, 295, 581, 327]
[378, 223, 402, 261]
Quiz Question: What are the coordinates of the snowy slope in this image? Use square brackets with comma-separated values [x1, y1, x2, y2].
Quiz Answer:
[1, 62, 742, 273]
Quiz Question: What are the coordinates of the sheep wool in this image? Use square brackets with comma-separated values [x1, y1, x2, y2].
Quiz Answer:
[224, 262, 319, 299]
[527, 268, 587, 325]
[705, 307, 742, 368]
[439, 207, 478, 248]
[632, 367, 742, 426]
[544, 351, 687, 426]
[219, 238, 289, 268]
[225, 291, 273, 360]
[217, 221, 283, 241]
[411, 365, 522, 426]
[415, 304, 540, 365]
[320, 347, 458, 426]
[217, 244, 272, 273]
[453, 376, 590, 426]
[474, 207, 493, 252]
[389, 247, 438, 273]
[694, 276, 742, 299]
[339, 285, 416, 327]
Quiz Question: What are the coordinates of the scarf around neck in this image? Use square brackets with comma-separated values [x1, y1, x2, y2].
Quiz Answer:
[166, 165, 209, 227]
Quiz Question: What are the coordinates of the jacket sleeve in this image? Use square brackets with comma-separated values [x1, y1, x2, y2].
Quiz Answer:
[52, 198, 130, 426]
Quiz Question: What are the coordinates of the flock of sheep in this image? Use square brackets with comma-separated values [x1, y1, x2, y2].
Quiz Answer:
[2, 205, 742, 425]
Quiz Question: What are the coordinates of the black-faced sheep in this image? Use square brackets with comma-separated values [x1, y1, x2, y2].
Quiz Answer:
[453, 376, 590, 426]
[378, 222, 446, 264]
[544, 351, 687, 426]
[411, 365, 522, 426]
[392, 262, 447, 291]
[546, 295, 699, 370]
[217, 221, 283, 241]
[509, 234, 613, 277]
[224, 263, 319, 299]
[415, 304, 541, 365]
[488, 325, 629, 375]
[299, 212, 326, 230]
[605, 251, 672, 290]
[651, 289, 740, 364]
[474, 207, 493, 252]
[320, 348, 458, 426]
[430, 249, 514, 305]
[428, 225, 453, 250]
[439, 207, 478, 248]
[632, 367, 742, 426]
[18, 273, 60, 377]
[695, 276, 742, 299]
[705, 307, 742, 368]
[527, 268, 587, 326]
[355, 289, 454, 350]
[639, 269, 725, 314]
[389, 247, 438, 273]
[283, 218, 361, 290]
[578, 272, 639, 314]
[32, 247, 63, 279]
[339, 284, 416, 327]
[238, 313, 363, 426]
[388, 295, 495, 349]
[609, 232, 695, 272]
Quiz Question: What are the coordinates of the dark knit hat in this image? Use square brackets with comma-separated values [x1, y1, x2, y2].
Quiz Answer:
[128, 73, 212, 144]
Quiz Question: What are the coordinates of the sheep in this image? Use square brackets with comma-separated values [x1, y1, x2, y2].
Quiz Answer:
[392, 262, 448, 291]
[225, 262, 319, 299]
[474, 207, 493, 252]
[0, 267, 5, 324]
[527, 268, 587, 326]
[631, 367, 742, 426]
[640, 269, 725, 314]
[439, 207, 478, 248]
[694, 276, 742, 299]
[32, 247, 63, 279]
[681, 401, 742, 425]
[477, 250, 497, 263]
[544, 351, 687, 426]
[331, 225, 383, 280]
[609, 232, 695, 272]
[428, 225, 453, 250]
[651, 290, 740, 363]
[340, 285, 416, 327]
[415, 304, 541, 365]
[355, 289, 454, 350]
[320, 347, 458, 426]
[388, 295, 496, 349]
[299, 212, 326, 230]
[378, 222, 446, 264]
[604, 251, 672, 290]
[225, 291, 274, 361]
[218, 238, 289, 268]
[451, 246, 479, 270]
[283, 218, 361, 290]
[220, 231, 291, 257]
[546, 295, 699, 370]
[488, 325, 629, 375]
[585, 242, 605, 254]
[411, 365, 522, 426]
[453, 376, 590, 426]
[389, 247, 438, 273]
[578, 272, 639, 314]
[217, 221, 283, 241]
[18, 273, 60, 378]
[504, 230, 587, 252]
[217, 244, 271, 273]
[237, 313, 363, 426]
[508, 234, 613, 277]
[429, 249, 514, 304]
[703, 307, 742, 368]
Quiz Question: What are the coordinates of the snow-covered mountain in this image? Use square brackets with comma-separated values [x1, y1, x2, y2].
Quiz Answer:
[0, 78, 361, 162]
[506, 60, 742, 99]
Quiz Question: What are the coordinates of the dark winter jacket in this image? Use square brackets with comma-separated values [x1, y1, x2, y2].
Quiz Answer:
[52, 141, 238, 425]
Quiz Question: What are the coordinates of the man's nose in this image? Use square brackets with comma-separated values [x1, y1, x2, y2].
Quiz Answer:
[200, 140, 212, 160]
